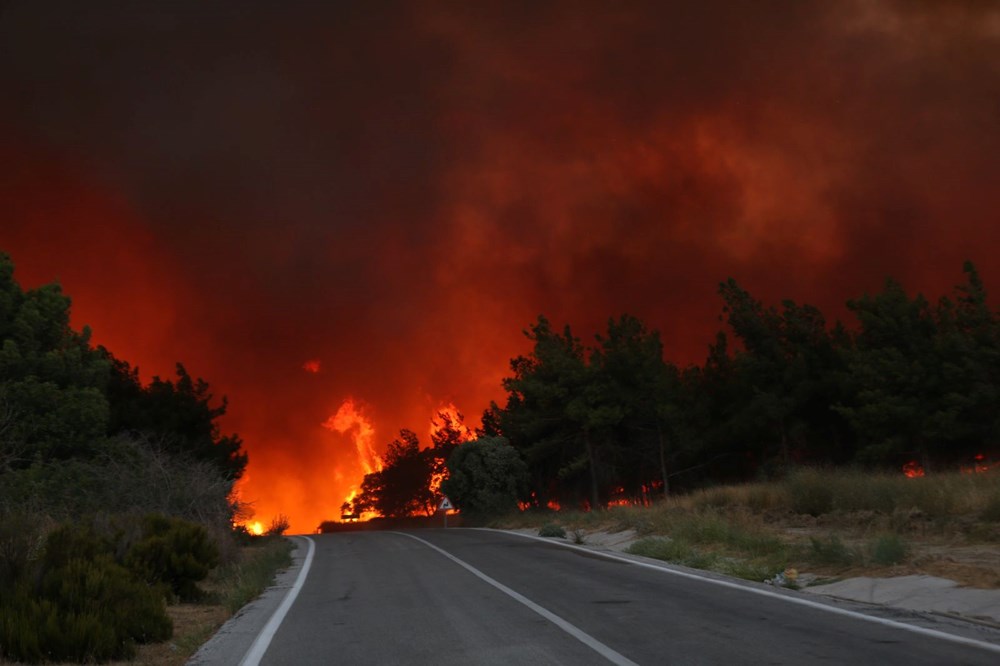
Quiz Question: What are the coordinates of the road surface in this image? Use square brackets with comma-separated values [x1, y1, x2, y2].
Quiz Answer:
[197, 529, 1000, 665]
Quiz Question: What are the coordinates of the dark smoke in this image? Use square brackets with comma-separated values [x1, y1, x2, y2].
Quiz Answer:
[2, 1, 998, 530]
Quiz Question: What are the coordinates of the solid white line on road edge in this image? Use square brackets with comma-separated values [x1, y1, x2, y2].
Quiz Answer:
[484, 529, 1000, 656]
[239, 535, 316, 666]
[393, 531, 640, 666]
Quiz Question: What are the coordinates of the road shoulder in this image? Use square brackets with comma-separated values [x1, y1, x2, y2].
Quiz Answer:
[188, 536, 310, 666]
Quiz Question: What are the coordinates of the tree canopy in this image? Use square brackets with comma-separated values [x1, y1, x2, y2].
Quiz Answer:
[472, 262, 999, 512]
[0, 251, 247, 520]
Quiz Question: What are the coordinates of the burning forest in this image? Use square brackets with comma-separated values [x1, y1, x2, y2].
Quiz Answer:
[1, 2, 1000, 532]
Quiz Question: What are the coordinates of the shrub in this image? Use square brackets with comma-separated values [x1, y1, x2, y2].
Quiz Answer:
[538, 523, 566, 538]
[1, 553, 171, 663]
[808, 535, 858, 567]
[126, 514, 220, 601]
[745, 485, 783, 512]
[266, 514, 291, 536]
[0, 513, 46, 590]
[442, 436, 529, 520]
[41, 522, 115, 570]
[786, 469, 834, 516]
[982, 493, 1000, 523]
[693, 486, 735, 510]
[626, 536, 717, 569]
[870, 533, 907, 566]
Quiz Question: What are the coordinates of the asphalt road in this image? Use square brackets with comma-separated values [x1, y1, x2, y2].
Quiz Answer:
[212, 529, 1000, 665]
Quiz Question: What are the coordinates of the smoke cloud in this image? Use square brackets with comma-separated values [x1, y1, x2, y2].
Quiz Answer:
[2, 1, 998, 531]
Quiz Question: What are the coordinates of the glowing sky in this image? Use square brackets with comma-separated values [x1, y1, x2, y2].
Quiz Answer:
[1, 1, 998, 532]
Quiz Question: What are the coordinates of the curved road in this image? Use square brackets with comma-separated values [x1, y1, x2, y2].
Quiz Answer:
[197, 529, 1000, 665]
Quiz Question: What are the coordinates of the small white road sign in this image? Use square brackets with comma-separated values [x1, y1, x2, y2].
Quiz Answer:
[439, 497, 454, 511]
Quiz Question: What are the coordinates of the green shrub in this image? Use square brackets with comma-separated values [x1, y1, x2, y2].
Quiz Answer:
[126, 514, 220, 601]
[808, 535, 858, 566]
[626, 536, 717, 569]
[870, 533, 907, 565]
[0, 513, 45, 590]
[1, 555, 171, 663]
[41, 522, 115, 570]
[538, 523, 566, 538]
[442, 436, 529, 519]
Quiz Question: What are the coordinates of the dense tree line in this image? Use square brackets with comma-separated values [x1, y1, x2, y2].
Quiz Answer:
[483, 262, 999, 511]
[349, 262, 999, 518]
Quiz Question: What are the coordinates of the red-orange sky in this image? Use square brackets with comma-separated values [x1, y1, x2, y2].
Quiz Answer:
[2, 2, 999, 533]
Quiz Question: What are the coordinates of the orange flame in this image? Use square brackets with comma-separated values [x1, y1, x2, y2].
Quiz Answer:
[429, 402, 473, 442]
[960, 453, 993, 475]
[429, 471, 446, 495]
[323, 398, 383, 475]
[249, 521, 264, 536]
[339, 488, 376, 521]
[302, 359, 321, 373]
[427, 403, 474, 495]
[902, 460, 925, 478]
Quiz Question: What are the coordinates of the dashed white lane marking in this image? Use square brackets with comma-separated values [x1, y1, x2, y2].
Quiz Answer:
[394, 531, 640, 666]
[488, 529, 1000, 656]
[239, 535, 316, 666]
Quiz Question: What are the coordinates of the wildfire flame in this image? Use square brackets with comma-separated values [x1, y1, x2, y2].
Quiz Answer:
[249, 521, 264, 536]
[429, 402, 473, 442]
[961, 453, 994, 475]
[340, 488, 374, 521]
[302, 359, 321, 373]
[323, 398, 383, 476]
[607, 486, 629, 507]
[904, 456, 995, 478]
[427, 403, 474, 494]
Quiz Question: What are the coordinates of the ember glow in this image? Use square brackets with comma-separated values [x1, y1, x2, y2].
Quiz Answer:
[961, 454, 995, 475]
[902, 461, 926, 479]
[2, 3, 999, 532]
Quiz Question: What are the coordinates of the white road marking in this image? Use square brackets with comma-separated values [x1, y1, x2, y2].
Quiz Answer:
[394, 531, 640, 666]
[239, 535, 316, 666]
[488, 528, 1000, 656]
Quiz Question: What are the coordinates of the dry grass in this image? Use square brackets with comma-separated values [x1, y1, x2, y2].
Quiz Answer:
[496, 469, 1000, 588]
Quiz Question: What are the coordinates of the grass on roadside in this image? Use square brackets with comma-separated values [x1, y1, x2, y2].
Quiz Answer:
[495, 468, 1000, 585]
[211, 535, 295, 613]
